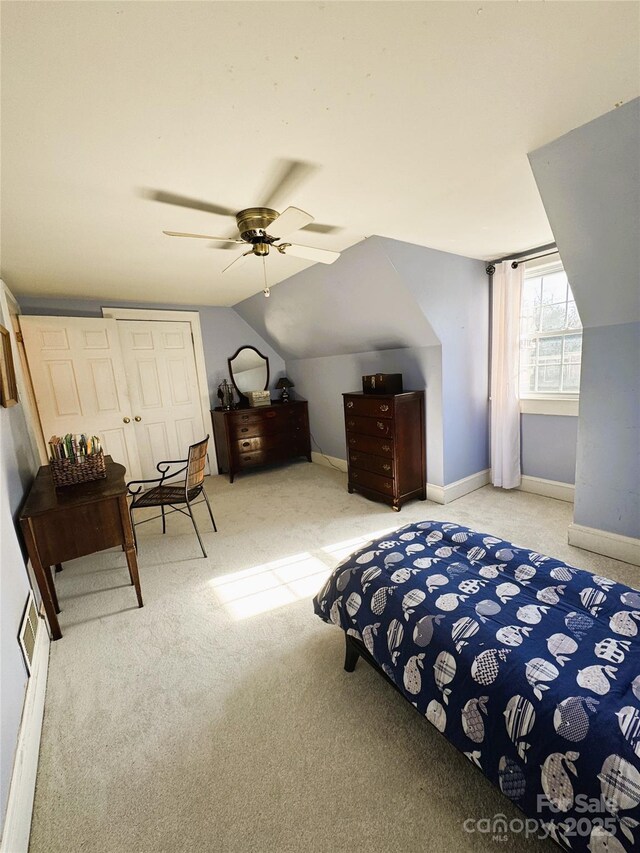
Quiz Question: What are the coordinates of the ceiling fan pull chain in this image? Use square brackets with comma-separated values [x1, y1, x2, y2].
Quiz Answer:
[262, 256, 270, 298]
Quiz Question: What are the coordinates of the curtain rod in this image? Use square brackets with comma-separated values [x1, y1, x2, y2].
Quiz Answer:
[485, 242, 558, 275]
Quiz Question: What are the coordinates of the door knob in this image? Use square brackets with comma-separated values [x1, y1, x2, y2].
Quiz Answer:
[134, 416, 142, 422]
[123, 417, 131, 423]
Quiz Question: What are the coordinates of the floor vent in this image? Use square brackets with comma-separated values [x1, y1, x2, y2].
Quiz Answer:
[18, 591, 39, 674]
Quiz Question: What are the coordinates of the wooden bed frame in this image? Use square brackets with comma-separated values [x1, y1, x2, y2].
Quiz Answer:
[343, 632, 406, 699]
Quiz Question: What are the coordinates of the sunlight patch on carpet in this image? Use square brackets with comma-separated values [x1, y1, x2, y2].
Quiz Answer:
[320, 526, 398, 561]
[209, 552, 330, 619]
[209, 526, 401, 619]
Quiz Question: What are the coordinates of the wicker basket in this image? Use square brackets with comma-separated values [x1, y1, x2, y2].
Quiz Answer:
[49, 451, 107, 488]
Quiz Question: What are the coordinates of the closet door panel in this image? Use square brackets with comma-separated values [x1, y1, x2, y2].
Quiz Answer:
[118, 320, 208, 479]
[21, 316, 142, 480]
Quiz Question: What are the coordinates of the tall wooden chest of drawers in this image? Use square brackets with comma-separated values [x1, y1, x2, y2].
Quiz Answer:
[211, 400, 311, 483]
[343, 391, 426, 511]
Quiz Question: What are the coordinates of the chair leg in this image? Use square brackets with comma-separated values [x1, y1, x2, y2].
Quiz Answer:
[186, 501, 207, 558]
[202, 489, 217, 533]
[129, 504, 138, 551]
[161, 504, 166, 534]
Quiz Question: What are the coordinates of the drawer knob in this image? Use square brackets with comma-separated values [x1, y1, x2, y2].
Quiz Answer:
[379, 404, 389, 412]
[242, 415, 249, 421]
[346, 401, 354, 408]
[376, 421, 385, 430]
[353, 472, 359, 480]
[242, 441, 250, 447]
[381, 444, 391, 452]
[241, 428, 249, 433]
[349, 438, 356, 445]
[383, 464, 391, 471]
[351, 454, 359, 462]
[348, 420, 355, 427]
[384, 482, 392, 489]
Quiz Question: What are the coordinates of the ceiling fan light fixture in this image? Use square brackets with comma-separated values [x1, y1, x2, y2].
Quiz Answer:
[253, 242, 270, 257]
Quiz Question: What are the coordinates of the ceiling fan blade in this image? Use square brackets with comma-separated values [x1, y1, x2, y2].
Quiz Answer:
[222, 250, 253, 274]
[208, 240, 246, 250]
[304, 222, 342, 235]
[271, 206, 314, 239]
[280, 243, 340, 265]
[260, 159, 319, 209]
[163, 231, 244, 242]
[143, 189, 237, 218]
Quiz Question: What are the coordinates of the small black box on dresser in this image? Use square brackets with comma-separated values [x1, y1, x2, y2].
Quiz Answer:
[362, 373, 403, 395]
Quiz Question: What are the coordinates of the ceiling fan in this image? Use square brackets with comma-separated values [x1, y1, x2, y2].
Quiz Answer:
[144, 159, 341, 295]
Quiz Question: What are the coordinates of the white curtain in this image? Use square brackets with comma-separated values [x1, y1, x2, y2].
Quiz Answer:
[490, 261, 523, 488]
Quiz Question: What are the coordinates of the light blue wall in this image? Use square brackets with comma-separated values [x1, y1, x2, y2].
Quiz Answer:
[521, 414, 578, 484]
[287, 345, 444, 485]
[0, 303, 39, 827]
[16, 296, 286, 402]
[529, 99, 640, 330]
[379, 237, 489, 483]
[232, 238, 439, 359]
[574, 322, 639, 536]
[235, 236, 489, 487]
[529, 99, 640, 538]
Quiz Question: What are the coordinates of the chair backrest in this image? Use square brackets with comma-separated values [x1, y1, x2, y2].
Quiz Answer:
[186, 436, 209, 493]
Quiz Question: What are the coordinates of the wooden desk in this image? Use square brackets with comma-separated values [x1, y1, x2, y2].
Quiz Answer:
[20, 456, 143, 640]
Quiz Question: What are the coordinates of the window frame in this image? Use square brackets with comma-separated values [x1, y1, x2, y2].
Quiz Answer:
[518, 259, 581, 415]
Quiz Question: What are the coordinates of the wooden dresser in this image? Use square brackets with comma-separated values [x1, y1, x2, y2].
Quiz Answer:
[343, 391, 426, 511]
[212, 400, 312, 482]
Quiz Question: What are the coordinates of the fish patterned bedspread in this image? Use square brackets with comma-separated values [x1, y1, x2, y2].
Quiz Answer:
[312, 521, 640, 852]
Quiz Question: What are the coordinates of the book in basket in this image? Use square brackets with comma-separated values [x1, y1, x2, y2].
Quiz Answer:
[48, 434, 107, 487]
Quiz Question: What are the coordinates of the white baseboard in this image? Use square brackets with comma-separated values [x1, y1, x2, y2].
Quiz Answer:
[311, 452, 347, 473]
[313, 456, 489, 506]
[1, 611, 50, 853]
[427, 469, 490, 505]
[426, 483, 445, 504]
[568, 523, 640, 567]
[518, 475, 575, 503]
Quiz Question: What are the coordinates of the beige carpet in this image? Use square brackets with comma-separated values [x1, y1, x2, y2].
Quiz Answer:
[28, 463, 639, 853]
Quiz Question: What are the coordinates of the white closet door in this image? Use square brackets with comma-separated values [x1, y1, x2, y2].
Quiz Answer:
[117, 320, 207, 480]
[20, 316, 142, 479]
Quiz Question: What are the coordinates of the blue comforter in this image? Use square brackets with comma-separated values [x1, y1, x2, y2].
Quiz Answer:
[313, 521, 640, 852]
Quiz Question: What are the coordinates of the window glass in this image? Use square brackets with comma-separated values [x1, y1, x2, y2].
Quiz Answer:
[519, 265, 583, 397]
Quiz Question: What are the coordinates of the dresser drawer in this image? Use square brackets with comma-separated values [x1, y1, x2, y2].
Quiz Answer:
[237, 440, 307, 470]
[344, 397, 394, 419]
[345, 415, 393, 438]
[237, 450, 269, 469]
[228, 414, 304, 440]
[349, 467, 394, 495]
[234, 434, 293, 455]
[349, 450, 394, 478]
[345, 434, 394, 457]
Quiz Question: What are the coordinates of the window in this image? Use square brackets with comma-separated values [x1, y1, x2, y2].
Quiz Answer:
[519, 263, 582, 399]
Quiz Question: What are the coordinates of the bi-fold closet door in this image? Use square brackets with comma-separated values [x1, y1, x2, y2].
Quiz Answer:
[20, 315, 208, 482]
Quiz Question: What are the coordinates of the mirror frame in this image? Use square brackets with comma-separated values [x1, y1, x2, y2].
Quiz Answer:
[227, 345, 270, 405]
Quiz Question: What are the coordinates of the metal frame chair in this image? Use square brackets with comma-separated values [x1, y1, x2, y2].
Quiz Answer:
[126, 436, 217, 558]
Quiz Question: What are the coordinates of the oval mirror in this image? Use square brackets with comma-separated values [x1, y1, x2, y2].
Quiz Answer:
[228, 345, 270, 403]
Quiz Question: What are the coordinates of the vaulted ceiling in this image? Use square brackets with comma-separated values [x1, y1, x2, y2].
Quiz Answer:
[1, 1, 638, 306]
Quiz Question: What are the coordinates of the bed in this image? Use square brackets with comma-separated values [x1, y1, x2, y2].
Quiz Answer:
[313, 521, 640, 852]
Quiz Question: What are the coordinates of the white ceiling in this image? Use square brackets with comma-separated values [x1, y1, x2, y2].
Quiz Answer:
[2, 1, 638, 307]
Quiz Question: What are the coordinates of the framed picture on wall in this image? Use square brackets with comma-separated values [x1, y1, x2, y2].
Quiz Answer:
[0, 323, 19, 407]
